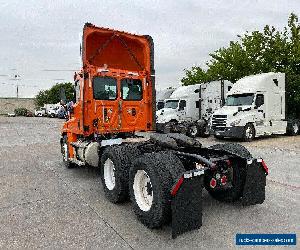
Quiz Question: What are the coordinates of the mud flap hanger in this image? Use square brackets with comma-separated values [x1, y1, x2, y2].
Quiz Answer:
[171, 169, 204, 239]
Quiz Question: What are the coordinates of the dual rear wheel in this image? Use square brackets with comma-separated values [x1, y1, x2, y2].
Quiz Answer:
[100, 147, 184, 228]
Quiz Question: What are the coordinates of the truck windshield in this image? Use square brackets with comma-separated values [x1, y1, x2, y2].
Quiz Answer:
[165, 100, 179, 109]
[225, 94, 254, 106]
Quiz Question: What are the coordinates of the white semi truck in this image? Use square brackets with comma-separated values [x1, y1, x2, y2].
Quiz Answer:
[156, 80, 232, 137]
[211, 72, 300, 141]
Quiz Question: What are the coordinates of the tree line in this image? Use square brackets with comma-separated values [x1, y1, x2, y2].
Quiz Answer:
[35, 82, 74, 107]
[181, 13, 300, 118]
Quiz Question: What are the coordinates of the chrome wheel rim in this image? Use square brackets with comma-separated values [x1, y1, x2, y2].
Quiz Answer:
[293, 123, 299, 134]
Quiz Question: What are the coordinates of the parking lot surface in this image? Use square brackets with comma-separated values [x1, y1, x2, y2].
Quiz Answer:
[0, 117, 299, 249]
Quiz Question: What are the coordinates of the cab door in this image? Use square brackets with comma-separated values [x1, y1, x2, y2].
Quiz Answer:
[254, 93, 266, 134]
[178, 100, 187, 121]
[120, 78, 148, 131]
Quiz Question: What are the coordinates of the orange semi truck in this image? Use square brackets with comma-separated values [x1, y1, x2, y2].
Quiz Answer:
[61, 23, 268, 238]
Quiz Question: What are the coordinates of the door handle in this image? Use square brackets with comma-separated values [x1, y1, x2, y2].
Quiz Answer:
[258, 110, 263, 113]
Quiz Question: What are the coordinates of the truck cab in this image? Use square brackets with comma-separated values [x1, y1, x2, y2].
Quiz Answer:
[211, 72, 288, 141]
[156, 84, 200, 125]
[61, 23, 155, 159]
[156, 98, 188, 124]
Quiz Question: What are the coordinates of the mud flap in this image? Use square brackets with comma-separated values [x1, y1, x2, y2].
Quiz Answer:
[171, 170, 204, 239]
[241, 159, 267, 206]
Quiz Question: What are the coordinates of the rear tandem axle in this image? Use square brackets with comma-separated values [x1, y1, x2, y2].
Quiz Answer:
[61, 133, 267, 238]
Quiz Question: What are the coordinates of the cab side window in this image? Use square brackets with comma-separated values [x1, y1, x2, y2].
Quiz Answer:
[255, 94, 264, 107]
[121, 79, 143, 100]
[93, 77, 117, 100]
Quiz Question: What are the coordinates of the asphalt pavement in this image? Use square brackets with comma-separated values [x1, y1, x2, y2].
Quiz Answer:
[0, 117, 299, 249]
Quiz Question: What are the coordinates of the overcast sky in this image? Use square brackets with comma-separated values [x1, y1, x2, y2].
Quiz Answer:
[0, 0, 299, 98]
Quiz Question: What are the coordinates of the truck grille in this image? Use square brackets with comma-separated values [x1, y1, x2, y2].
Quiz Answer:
[212, 115, 227, 131]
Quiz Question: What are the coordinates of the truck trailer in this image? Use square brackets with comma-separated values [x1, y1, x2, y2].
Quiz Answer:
[211, 72, 300, 141]
[60, 23, 267, 238]
[156, 80, 232, 137]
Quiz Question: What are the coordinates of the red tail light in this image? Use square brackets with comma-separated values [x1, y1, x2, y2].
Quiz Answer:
[221, 175, 227, 185]
[210, 178, 217, 188]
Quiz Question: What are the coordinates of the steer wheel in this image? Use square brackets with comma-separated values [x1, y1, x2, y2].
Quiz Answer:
[243, 123, 255, 142]
[61, 135, 76, 169]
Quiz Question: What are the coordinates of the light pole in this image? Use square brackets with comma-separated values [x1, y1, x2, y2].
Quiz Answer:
[10, 74, 21, 99]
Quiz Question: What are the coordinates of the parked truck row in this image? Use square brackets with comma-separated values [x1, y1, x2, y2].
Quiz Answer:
[156, 72, 299, 141]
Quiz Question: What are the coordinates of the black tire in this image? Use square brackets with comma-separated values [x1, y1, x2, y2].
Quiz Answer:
[61, 135, 76, 169]
[209, 143, 252, 159]
[163, 120, 178, 134]
[243, 123, 255, 142]
[100, 144, 141, 203]
[186, 124, 199, 138]
[204, 158, 246, 202]
[200, 124, 210, 138]
[286, 120, 299, 136]
[129, 151, 185, 228]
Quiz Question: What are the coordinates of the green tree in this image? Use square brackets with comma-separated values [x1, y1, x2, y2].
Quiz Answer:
[181, 13, 300, 117]
[35, 82, 74, 107]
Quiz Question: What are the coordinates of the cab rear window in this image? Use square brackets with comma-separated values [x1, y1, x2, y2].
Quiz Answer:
[121, 79, 143, 100]
[93, 77, 117, 100]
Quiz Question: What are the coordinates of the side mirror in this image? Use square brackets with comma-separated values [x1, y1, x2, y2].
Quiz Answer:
[255, 95, 264, 108]
[238, 107, 242, 111]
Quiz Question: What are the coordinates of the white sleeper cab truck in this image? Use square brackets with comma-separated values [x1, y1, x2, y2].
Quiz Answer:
[156, 81, 232, 137]
[156, 84, 200, 133]
[211, 72, 300, 141]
